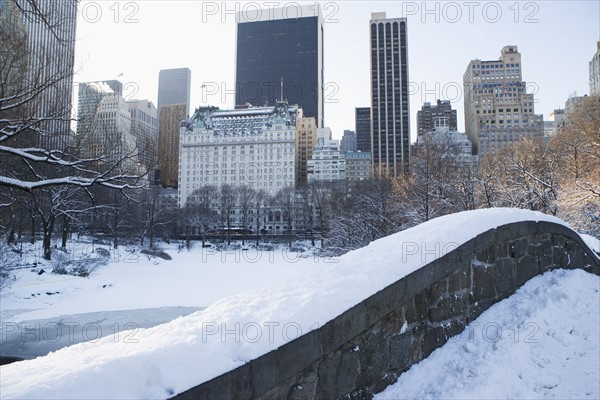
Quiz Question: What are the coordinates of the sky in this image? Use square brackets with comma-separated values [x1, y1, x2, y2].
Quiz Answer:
[73, 0, 600, 141]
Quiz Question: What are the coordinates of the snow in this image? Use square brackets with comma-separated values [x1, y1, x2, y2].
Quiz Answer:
[0, 208, 596, 399]
[1, 243, 323, 322]
[376, 269, 600, 400]
[580, 233, 600, 254]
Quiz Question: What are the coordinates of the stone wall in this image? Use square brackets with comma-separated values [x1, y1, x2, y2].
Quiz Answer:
[174, 221, 600, 400]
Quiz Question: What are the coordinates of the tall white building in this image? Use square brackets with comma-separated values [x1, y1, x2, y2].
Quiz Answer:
[178, 102, 298, 207]
[590, 41, 600, 96]
[307, 132, 346, 183]
[463, 46, 543, 156]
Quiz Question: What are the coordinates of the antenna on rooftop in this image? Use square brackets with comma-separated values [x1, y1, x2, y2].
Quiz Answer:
[280, 77, 284, 102]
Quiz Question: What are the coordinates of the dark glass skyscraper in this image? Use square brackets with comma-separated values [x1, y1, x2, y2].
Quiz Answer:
[235, 6, 324, 127]
[369, 12, 409, 176]
[355, 107, 371, 153]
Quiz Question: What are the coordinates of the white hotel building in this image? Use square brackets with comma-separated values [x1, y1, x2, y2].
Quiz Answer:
[178, 102, 298, 207]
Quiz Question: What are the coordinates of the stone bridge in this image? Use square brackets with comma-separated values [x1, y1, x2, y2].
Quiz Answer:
[174, 220, 600, 400]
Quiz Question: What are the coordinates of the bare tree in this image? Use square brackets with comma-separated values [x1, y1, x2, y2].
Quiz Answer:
[275, 186, 297, 247]
[252, 189, 268, 246]
[184, 185, 219, 247]
[237, 185, 255, 244]
[552, 95, 600, 236]
[218, 184, 238, 245]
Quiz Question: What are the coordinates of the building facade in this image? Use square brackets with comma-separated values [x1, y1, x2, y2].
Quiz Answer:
[14, 0, 77, 150]
[414, 126, 474, 163]
[463, 45, 543, 156]
[341, 130, 357, 154]
[235, 5, 324, 127]
[344, 151, 372, 183]
[295, 111, 317, 186]
[590, 41, 600, 96]
[157, 68, 191, 188]
[127, 99, 158, 172]
[157, 68, 191, 113]
[178, 102, 298, 207]
[370, 12, 410, 176]
[307, 128, 345, 183]
[158, 104, 187, 188]
[417, 99, 457, 136]
[355, 107, 371, 153]
[76, 81, 138, 172]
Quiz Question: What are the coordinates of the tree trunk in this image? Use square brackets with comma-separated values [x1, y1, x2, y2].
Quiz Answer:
[112, 211, 119, 249]
[17, 207, 24, 240]
[30, 213, 35, 244]
[42, 215, 55, 261]
[61, 214, 69, 248]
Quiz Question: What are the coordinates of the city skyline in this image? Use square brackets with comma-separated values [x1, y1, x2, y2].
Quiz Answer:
[73, 1, 599, 141]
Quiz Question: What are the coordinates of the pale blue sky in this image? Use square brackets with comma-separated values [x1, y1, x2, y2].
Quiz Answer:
[74, 0, 600, 140]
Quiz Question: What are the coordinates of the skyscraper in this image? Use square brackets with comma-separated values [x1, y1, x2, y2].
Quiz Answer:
[369, 12, 410, 176]
[157, 67, 191, 188]
[13, 0, 77, 150]
[77, 80, 138, 173]
[463, 46, 543, 156]
[127, 99, 158, 172]
[235, 5, 324, 127]
[355, 107, 371, 153]
[157, 68, 191, 114]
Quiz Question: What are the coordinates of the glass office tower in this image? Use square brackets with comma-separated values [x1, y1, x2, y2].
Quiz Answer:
[235, 5, 324, 127]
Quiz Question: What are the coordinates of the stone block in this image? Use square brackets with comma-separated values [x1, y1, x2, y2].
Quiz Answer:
[357, 330, 389, 389]
[426, 278, 447, 305]
[388, 332, 412, 372]
[428, 293, 469, 322]
[551, 246, 568, 270]
[405, 265, 435, 298]
[251, 351, 280, 398]
[421, 326, 447, 358]
[508, 238, 529, 259]
[364, 279, 407, 326]
[515, 254, 539, 287]
[471, 263, 496, 303]
[320, 302, 368, 355]
[277, 329, 322, 383]
[230, 363, 253, 400]
[315, 348, 361, 399]
[284, 367, 318, 400]
[494, 257, 515, 297]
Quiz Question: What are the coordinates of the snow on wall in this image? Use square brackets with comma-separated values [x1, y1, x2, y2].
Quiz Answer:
[1, 208, 598, 399]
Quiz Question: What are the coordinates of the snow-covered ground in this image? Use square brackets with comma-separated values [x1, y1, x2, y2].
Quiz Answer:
[0, 242, 325, 322]
[0, 208, 597, 399]
[376, 269, 600, 400]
